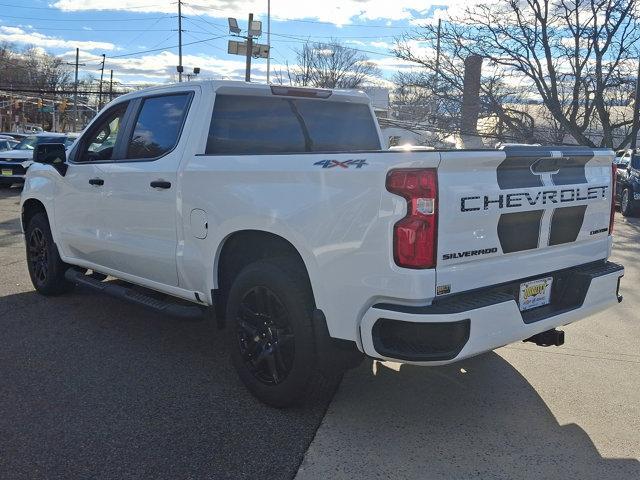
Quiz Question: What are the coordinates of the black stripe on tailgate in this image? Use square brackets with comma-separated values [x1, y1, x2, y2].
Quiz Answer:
[497, 210, 543, 253]
[549, 205, 587, 246]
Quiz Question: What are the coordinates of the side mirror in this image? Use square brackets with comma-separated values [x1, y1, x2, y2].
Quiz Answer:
[33, 143, 67, 176]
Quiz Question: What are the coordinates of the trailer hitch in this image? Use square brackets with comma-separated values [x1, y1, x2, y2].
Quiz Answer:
[524, 328, 565, 347]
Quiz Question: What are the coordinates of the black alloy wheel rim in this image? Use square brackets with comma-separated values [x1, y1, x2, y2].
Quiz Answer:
[28, 227, 49, 286]
[622, 190, 629, 212]
[236, 286, 295, 385]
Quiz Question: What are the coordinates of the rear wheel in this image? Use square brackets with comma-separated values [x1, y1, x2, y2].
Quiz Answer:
[226, 257, 340, 407]
[25, 212, 75, 295]
[621, 188, 637, 217]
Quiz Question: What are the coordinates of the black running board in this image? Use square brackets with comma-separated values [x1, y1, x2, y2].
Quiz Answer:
[64, 269, 205, 320]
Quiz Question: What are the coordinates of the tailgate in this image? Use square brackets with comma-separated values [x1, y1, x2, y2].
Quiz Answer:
[436, 146, 613, 295]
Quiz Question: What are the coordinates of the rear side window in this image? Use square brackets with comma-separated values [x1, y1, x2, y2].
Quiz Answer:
[127, 93, 191, 159]
[206, 94, 380, 155]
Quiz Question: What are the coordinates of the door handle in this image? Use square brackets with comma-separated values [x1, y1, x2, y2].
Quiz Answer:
[150, 180, 171, 189]
[89, 178, 104, 186]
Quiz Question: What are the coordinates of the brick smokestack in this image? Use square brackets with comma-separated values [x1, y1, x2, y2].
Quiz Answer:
[459, 54, 483, 148]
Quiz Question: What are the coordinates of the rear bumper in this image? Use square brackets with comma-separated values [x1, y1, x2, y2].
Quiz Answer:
[360, 261, 624, 365]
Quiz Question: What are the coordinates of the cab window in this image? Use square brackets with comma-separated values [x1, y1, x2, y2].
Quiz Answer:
[206, 94, 381, 155]
[77, 103, 128, 162]
[126, 93, 191, 160]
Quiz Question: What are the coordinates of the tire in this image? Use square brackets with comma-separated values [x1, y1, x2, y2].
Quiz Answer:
[621, 188, 637, 217]
[25, 212, 75, 295]
[226, 257, 341, 407]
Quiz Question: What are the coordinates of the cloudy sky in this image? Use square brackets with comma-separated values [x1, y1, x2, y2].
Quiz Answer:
[0, 1, 467, 86]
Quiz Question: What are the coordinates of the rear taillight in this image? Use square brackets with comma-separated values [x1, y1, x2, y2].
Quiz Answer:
[386, 169, 438, 268]
[610, 162, 616, 235]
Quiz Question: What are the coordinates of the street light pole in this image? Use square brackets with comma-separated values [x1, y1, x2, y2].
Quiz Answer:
[245, 13, 254, 82]
[266, 0, 271, 84]
[178, 0, 183, 82]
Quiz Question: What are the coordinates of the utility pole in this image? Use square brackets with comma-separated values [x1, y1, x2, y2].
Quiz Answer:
[178, 0, 183, 82]
[631, 57, 640, 150]
[432, 18, 442, 122]
[245, 13, 254, 82]
[109, 70, 114, 102]
[98, 54, 106, 110]
[69, 48, 85, 132]
[51, 98, 57, 132]
[266, 0, 271, 84]
[73, 48, 79, 132]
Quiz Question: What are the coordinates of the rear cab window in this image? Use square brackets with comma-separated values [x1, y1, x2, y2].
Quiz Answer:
[206, 94, 381, 155]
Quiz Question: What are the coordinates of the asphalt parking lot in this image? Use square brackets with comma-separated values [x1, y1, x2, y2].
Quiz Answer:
[0, 187, 333, 479]
[1, 185, 639, 479]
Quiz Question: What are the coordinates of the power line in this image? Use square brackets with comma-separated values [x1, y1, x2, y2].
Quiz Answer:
[281, 18, 410, 29]
[120, 14, 173, 50]
[181, 10, 228, 34]
[181, 18, 215, 36]
[178, 1, 410, 29]
[183, 32, 226, 53]
[107, 34, 229, 58]
[268, 32, 402, 59]
[0, 13, 173, 22]
[0, 2, 168, 10]
[0, 24, 174, 32]
[179, 14, 400, 40]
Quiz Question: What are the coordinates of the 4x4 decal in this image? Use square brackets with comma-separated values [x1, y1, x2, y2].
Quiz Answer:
[314, 159, 368, 169]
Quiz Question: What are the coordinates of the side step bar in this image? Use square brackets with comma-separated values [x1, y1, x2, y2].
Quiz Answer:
[64, 269, 205, 320]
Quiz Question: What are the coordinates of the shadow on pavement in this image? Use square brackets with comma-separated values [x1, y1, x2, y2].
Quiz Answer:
[0, 288, 332, 480]
[0, 186, 23, 249]
[0, 185, 22, 199]
[297, 354, 640, 480]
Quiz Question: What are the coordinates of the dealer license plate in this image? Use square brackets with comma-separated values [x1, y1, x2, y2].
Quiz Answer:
[518, 277, 553, 311]
[1, 169, 11, 176]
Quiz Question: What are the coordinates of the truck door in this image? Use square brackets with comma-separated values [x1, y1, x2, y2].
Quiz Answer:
[54, 101, 131, 266]
[94, 90, 195, 287]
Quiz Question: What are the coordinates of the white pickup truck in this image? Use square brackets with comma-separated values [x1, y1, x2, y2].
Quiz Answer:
[20, 81, 624, 406]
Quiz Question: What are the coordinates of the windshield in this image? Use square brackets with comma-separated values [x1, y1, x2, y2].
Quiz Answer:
[14, 135, 67, 151]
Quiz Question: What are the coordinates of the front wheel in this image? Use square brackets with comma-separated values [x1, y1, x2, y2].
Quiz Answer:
[226, 258, 340, 407]
[621, 188, 637, 217]
[25, 212, 75, 295]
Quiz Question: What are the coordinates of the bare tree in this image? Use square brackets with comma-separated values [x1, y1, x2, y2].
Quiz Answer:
[396, 0, 640, 148]
[392, 52, 536, 143]
[293, 40, 381, 89]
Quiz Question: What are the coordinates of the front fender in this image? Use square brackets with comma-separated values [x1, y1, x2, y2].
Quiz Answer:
[20, 164, 59, 237]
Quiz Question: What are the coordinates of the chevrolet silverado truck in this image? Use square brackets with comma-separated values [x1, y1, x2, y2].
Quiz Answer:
[20, 81, 624, 407]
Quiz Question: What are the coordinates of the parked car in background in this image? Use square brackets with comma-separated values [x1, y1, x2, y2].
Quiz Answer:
[0, 136, 19, 151]
[614, 148, 640, 217]
[0, 133, 75, 188]
[0, 139, 19, 151]
[16, 124, 44, 134]
[0, 132, 27, 141]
